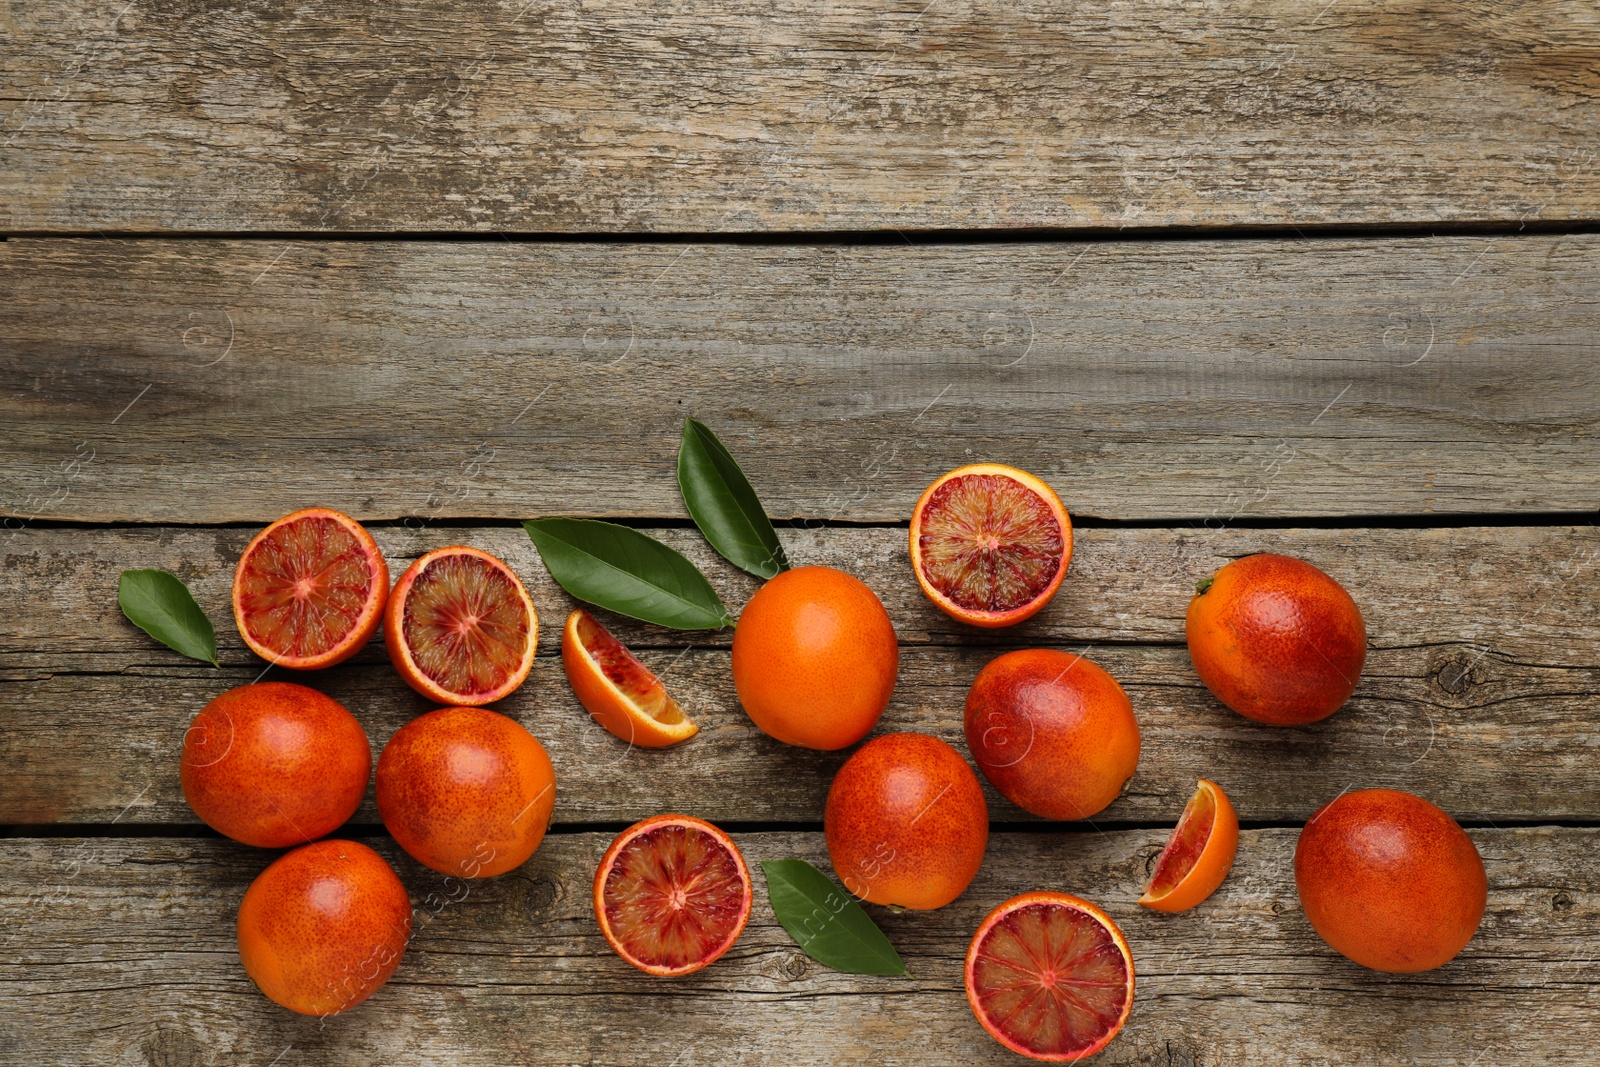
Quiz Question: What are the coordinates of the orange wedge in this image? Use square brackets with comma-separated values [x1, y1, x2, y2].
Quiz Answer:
[561, 609, 698, 747]
[1138, 778, 1239, 913]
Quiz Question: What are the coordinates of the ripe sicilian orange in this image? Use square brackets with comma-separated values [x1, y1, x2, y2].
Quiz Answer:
[594, 814, 753, 976]
[375, 706, 556, 878]
[965, 891, 1135, 1062]
[1186, 553, 1366, 726]
[731, 566, 898, 750]
[237, 839, 412, 1016]
[964, 649, 1140, 821]
[824, 732, 988, 910]
[181, 682, 371, 848]
[562, 609, 698, 748]
[1295, 788, 1486, 973]
[385, 546, 538, 706]
[910, 463, 1072, 628]
[1138, 779, 1239, 913]
[232, 507, 389, 670]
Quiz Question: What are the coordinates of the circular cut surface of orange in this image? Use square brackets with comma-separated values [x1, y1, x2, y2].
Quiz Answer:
[562, 609, 698, 747]
[232, 507, 389, 670]
[385, 546, 537, 705]
[1139, 779, 1239, 913]
[594, 814, 752, 977]
[965, 891, 1135, 1061]
[910, 463, 1072, 628]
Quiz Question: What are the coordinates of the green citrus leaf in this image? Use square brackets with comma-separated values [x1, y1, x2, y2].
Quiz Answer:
[117, 569, 219, 667]
[677, 419, 789, 580]
[523, 518, 732, 630]
[761, 859, 907, 976]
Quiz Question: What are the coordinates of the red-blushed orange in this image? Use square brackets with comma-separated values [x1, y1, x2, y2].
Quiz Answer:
[1295, 788, 1486, 972]
[181, 681, 370, 848]
[236, 839, 412, 1016]
[824, 732, 988, 909]
[376, 706, 556, 878]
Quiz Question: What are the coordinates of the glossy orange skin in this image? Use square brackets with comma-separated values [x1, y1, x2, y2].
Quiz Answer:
[181, 682, 371, 848]
[824, 732, 989, 910]
[237, 839, 412, 1016]
[1138, 779, 1239, 913]
[376, 707, 556, 878]
[964, 649, 1140, 821]
[731, 566, 898, 750]
[1186, 553, 1366, 726]
[1295, 789, 1486, 973]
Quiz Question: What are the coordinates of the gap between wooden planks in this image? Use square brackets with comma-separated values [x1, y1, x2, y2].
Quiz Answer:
[4, 523, 1597, 826]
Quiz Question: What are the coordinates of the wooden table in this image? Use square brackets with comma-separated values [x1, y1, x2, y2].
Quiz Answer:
[4, 2, 1599, 1063]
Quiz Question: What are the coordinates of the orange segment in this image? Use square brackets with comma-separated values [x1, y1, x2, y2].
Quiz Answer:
[384, 546, 537, 705]
[1139, 778, 1240, 913]
[910, 463, 1072, 628]
[593, 814, 752, 976]
[965, 891, 1134, 1062]
[232, 507, 389, 670]
[562, 609, 698, 748]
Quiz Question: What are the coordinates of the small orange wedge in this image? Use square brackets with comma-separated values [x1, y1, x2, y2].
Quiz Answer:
[561, 609, 698, 747]
[1139, 778, 1239, 913]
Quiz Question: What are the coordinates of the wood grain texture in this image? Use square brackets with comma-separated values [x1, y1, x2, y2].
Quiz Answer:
[4, 1, 1600, 233]
[4, 235, 1599, 523]
[0, 828, 1593, 1066]
[5, 523, 1597, 826]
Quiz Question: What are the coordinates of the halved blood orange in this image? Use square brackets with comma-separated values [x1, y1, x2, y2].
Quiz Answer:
[594, 814, 752, 977]
[1139, 778, 1239, 913]
[562, 609, 698, 748]
[965, 891, 1135, 1062]
[232, 507, 389, 670]
[910, 463, 1072, 628]
[384, 546, 537, 705]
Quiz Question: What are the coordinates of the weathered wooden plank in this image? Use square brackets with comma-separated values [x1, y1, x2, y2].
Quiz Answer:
[4, 1, 1599, 233]
[0, 829, 1593, 1065]
[4, 235, 1599, 523]
[4, 524, 1597, 826]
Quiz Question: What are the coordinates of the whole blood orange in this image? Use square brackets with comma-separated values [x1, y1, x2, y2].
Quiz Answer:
[181, 681, 371, 848]
[910, 463, 1072, 628]
[1138, 779, 1239, 913]
[965, 891, 1135, 1062]
[964, 649, 1140, 821]
[1295, 788, 1486, 973]
[1186, 553, 1366, 726]
[385, 546, 538, 706]
[731, 566, 898, 750]
[376, 706, 556, 878]
[237, 839, 412, 1016]
[232, 507, 389, 670]
[824, 732, 988, 910]
[562, 609, 698, 747]
[594, 814, 753, 976]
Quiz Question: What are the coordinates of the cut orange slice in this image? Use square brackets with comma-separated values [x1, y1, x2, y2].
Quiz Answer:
[910, 463, 1072, 628]
[1139, 778, 1239, 913]
[562, 609, 698, 748]
[965, 891, 1135, 1062]
[232, 507, 389, 670]
[384, 546, 537, 705]
[594, 814, 752, 976]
